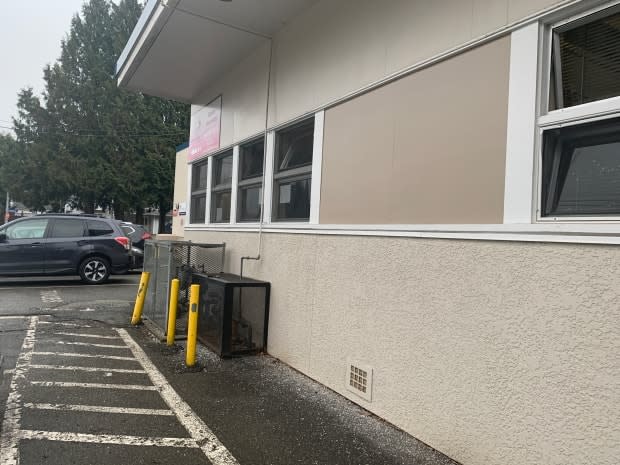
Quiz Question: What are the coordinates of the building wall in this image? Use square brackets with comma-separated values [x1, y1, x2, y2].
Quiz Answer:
[184, 229, 619, 465]
[320, 37, 510, 224]
[190, 0, 566, 145]
[178, 1, 620, 465]
[172, 147, 188, 237]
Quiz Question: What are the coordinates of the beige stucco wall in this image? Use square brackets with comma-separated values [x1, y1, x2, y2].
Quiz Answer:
[184, 229, 619, 465]
[320, 37, 509, 224]
[190, 0, 565, 146]
[171, 147, 188, 237]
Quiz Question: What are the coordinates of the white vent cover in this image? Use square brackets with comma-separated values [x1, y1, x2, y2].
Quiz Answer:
[345, 359, 373, 402]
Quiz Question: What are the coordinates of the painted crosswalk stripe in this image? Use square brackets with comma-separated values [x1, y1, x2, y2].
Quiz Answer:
[54, 332, 121, 340]
[18, 430, 197, 448]
[118, 328, 239, 465]
[53, 341, 128, 349]
[29, 364, 145, 374]
[24, 403, 174, 416]
[32, 351, 137, 362]
[30, 381, 157, 391]
[0, 316, 38, 465]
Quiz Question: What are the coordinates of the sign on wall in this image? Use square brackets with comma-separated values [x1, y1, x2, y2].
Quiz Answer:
[188, 96, 222, 162]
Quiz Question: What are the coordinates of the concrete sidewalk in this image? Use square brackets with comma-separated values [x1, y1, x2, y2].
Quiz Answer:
[131, 324, 459, 465]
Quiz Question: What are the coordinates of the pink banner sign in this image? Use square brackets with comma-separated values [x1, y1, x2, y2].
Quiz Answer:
[188, 96, 222, 162]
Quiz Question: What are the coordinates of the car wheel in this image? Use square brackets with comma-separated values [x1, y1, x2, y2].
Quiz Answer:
[79, 256, 110, 284]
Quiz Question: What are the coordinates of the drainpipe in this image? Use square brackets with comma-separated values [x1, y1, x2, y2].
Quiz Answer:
[240, 37, 273, 279]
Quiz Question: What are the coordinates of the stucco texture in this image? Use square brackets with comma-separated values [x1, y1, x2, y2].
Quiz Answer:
[183, 230, 619, 465]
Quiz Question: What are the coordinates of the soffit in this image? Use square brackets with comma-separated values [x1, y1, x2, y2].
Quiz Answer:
[117, 0, 318, 103]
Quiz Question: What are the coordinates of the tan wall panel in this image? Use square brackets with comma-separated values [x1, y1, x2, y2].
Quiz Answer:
[320, 37, 510, 225]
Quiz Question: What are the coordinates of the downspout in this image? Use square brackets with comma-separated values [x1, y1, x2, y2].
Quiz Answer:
[240, 37, 273, 279]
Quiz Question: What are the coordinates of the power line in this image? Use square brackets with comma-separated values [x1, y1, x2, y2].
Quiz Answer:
[0, 124, 187, 138]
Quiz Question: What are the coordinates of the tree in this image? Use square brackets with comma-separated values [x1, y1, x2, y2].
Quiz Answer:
[8, 0, 189, 230]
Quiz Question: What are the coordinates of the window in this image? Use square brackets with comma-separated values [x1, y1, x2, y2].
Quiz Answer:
[210, 150, 233, 223]
[190, 160, 208, 223]
[273, 118, 314, 221]
[540, 6, 620, 218]
[549, 8, 620, 111]
[5, 219, 49, 239]
[87, 220, 113, 236]
[49, 219, 85, 238]
[238, 138, 264, 222]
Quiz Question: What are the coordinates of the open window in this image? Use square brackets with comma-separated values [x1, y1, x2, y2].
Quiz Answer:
[210, 150, 233, 223]
[238, 138, 264, 222]
[540, 5, 620, 219]
[272, 118, 314, 221]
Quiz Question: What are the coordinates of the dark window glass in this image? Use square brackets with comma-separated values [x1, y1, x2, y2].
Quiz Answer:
[211, 191, 231, 223]
[49, 219, 85, 238]
[239, 185, 262, 222]
[274, 177, 311, 221]
[6, 219, 49, 239]
[549, 9, 620, 110]
[192, 161, 208, 191]
[240, 139, 264, 180]
[542, 117, 620, 216]
[213, 152, 233, 186]
[87, 220, 113, 236]
[275, 119, 314, 172]
[190, 195, 206, 224]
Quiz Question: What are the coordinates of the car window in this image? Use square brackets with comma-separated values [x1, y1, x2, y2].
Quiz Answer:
[121, 225, 136, 237]
[5, 219, 49, 240]
[87, 220, 114, 236]
[49, 219, 85, 238]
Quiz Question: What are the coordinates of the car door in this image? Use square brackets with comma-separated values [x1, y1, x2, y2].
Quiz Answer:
[0, 218, 50, 274]
[44, 218, 88, 274]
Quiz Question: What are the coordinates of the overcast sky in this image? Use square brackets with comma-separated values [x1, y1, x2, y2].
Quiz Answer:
[0, 0, 88, 134]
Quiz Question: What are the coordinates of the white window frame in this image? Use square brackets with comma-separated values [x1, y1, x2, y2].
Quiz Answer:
[535, 1, 620, 222]
[209, 149, 234, 224]
[187, 157, 209, 225]
[184, 111, 324, 228]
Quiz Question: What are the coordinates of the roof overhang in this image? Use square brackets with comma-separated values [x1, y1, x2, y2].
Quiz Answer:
[116, 0, 317, 104]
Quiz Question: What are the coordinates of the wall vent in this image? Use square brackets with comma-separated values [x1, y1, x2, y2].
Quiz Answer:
[345, 359, 373, 402]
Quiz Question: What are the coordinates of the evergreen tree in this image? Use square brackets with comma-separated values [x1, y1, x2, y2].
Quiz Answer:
[7, 0, 189, 229]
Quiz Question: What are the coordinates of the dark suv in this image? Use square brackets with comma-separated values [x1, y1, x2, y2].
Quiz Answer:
[0, 214, 131, 284]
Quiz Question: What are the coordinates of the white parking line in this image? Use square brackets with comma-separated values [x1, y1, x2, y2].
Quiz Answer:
[118, 328, 240, 465]
[24, 403, 174, 416]
[29, 364, 145, 374]
[53, 332, 121, 340]
[18, 430, 197, 448]
[0, 316, 37, 465]
[30, 381, 157, 391]
[40, 290, 62, 304]
[38, 322, 92, 327]
[0, 316, 27, 320]
[54, 341, 128, 349]
[32, 352, 137, 362]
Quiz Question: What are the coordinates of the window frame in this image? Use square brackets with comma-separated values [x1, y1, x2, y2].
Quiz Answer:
[189, 159, 209, 224]
[237, 137, 265, 223]
[210, 149, 234, 224]
[535, 1, 620, 222]
[271, 117, 315, 223]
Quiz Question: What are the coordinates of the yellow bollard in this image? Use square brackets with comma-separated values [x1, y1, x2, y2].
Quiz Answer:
[186, 284, 200, 367]
[131, 271, 151, 325]
[166, 279, 180, 346]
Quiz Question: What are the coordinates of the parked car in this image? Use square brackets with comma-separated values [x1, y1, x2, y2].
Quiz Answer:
[0, 214, 131, 284]
[118, 222, 152, 269]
